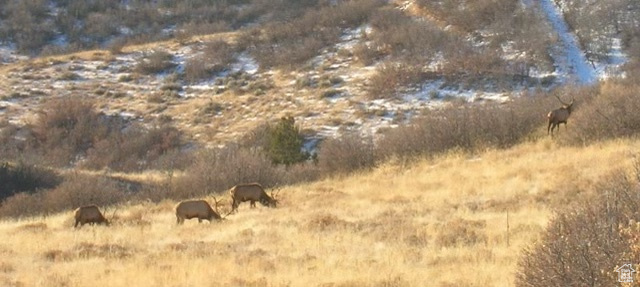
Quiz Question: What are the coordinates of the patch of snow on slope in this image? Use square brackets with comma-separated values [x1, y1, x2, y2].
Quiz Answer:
[0, 46, 28, 64]
[537, 0, 597, 84]
[594, 37, 628, 79]
[231, 52, 259, 75]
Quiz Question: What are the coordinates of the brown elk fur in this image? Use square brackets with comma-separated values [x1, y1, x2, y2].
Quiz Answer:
[547, 96, 574, 135]
[229, 183, 277, 213]
[74, 205, 109, 227]
[175, 200, 222, 224]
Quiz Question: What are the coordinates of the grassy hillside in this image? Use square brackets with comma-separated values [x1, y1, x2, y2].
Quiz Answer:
[0, 138, 637, 286]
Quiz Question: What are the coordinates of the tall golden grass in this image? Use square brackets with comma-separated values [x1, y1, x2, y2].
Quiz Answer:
[0, 138, 637, 286]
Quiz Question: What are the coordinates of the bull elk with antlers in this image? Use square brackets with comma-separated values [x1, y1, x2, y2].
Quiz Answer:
[175, 197, 224, 224]
[74, 205, 110, 228]
[229, 183, 279, 213]
[547, 95, 574, 136]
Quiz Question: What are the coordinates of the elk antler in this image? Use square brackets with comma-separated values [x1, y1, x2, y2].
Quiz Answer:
[109, 206, 119, 222]
[272, 186, 282, 200]
[212, 196, 220, 214]
[554, 94, 570, 106]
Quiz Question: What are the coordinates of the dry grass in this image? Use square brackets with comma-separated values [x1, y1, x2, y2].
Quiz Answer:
[0, 138, 636, 286]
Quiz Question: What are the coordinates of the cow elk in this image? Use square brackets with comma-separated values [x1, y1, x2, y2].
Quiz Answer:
[175, 198, 223, 224]
[547, 95, 575, 135]
[74, 205, 109, 228]
[229, 183, 279, 213]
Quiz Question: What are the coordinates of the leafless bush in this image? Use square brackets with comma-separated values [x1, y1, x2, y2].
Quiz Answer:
[562, 81, 640, 144]
[135, 50, 176, 75]
[25, 96, 185, 171]
[0, 161, 61, 202]
[317, 133, 376, 175]
[376, 94, 550, 160]
[184, 40, 236, 83]
[366, 62, 427, 99]
[83, 124, 183, 172]
[245, 0, 383, 69]
[555, 0, 639, 63]
[30, 96, 108, 166]
[0, 192, 44, 218]
[516, 165, 640, 287]
[352, 43, 383, 66]
[175, 21, 230, 41]
[172, 145, 285, 199]
[370, 7, 453, 61]
[0, 173, 126, 218]
[40, 173, 126, 215]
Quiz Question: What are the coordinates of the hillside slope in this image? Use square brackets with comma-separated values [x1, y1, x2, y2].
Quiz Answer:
[0, 138, 637, 286]
[0, 0, 632, 149]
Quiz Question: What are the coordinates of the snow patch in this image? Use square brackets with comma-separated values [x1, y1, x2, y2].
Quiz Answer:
[537, 0, 597, 84]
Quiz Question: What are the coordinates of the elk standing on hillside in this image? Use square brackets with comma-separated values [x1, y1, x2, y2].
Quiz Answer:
[229, 183, 278, 213]
[74, 205, 109, 227]
[547, 95, 574, 135]
[175, 198, 223, 224]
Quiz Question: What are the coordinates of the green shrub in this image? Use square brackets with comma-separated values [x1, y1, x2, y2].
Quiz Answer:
[264, 116, 309, 166]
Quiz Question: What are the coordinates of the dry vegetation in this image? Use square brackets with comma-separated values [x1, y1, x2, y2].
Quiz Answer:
[1, 138, 638, 286]
[1, 1, 640, 286]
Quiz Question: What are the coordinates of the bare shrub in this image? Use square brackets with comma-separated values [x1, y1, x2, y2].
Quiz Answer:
[366, 62, 426, 99]
[172, 145, 284, 199]
[562, 81, 640, 144]
[184, 40, 235, 83]
[83, 12, 119, 43]
[26, 96, 184, 171]
[352, 42, 383, 66]
[0, 161, 61, 202]
[376, 94, 551, 161]
[175, 21, 230, 41]
[370, 7, 453, 61]
[39, 173, 126, 215]
[317, 133, 376, 175]
[516, 165, 640, 287]
[135, 50, 176, 75]
[0, 192, 44, 218]
[245, 0, 384, 69]
[30, 96, 108, 166]
[0, 172, 127, 218]
[84, 124, 183, 172]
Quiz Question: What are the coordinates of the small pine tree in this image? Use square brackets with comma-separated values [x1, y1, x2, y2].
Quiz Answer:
[265, 116, 308, 165]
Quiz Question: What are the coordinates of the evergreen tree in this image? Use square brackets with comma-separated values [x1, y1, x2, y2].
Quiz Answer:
[265, 116, 308, 165]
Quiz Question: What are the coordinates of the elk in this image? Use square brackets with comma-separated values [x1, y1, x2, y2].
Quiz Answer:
[229, 183, 278, 213]
[74, 205, 109, 228]
[175, 198, 223, 224]
[547, 95, 574, 135]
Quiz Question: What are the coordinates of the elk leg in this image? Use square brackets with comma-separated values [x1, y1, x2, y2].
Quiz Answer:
[250, 200, 256, 208]
[231, 199, 238, 213]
